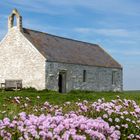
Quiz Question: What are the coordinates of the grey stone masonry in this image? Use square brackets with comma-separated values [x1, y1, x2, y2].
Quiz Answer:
[46, 61, 123, 92]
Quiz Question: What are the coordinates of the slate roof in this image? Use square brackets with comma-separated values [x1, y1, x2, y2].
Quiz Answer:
[23, 28, 122, 69]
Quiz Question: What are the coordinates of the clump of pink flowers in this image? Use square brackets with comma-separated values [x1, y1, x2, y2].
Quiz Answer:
[0, 112, 120, 140]
[1, 96, 140, 139]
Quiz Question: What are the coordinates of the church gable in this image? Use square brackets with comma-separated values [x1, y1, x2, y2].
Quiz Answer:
[0, 9, 45, 61]
[0, 9, 46, 89]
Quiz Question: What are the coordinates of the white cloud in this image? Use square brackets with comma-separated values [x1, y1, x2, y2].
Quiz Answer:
[113, 40, 137, 45]
[94, 29, 129, 37]
[108, 49, 140, 56]
[43, 0, 140, 16]
[2, 0, 140, 16]
[74, 27, 133, 37]
[1, 0, 77, 15]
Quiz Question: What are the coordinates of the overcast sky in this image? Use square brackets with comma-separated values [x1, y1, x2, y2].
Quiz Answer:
[0, 0, 140, 90]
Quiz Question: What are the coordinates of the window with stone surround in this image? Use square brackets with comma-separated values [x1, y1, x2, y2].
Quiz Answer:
[83, 70, 86, 82]
[112, 71, 117, 85]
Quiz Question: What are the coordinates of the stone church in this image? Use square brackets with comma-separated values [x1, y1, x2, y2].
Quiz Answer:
[0, 9, 123, 92]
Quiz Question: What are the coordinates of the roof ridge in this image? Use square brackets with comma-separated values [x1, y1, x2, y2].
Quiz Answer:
[23, 27, 99, 47]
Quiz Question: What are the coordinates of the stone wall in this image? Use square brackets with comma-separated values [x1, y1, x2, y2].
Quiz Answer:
[0, 27, 46, 90]
[46, 61, 123, 92]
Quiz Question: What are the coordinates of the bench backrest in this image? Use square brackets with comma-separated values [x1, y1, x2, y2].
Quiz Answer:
[5, 80, 22, 89]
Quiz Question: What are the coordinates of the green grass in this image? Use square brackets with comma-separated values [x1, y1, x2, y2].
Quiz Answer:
[0, 89, 140, 105]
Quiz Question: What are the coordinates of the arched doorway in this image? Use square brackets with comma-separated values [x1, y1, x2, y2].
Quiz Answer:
[58, 71, 66, 93]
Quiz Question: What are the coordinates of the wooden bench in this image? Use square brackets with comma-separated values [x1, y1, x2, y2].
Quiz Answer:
[1, 80, 22, 90]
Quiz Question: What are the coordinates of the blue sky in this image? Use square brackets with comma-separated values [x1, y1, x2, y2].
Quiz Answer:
[0, 0, 140, 90]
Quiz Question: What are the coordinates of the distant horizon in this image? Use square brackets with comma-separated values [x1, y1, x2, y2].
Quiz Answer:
[123, 90, 140, 92]
[0, 0, 140, 90]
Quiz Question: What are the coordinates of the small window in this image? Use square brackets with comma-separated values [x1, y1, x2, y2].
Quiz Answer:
[112, 71, 117, 85]
[83, 70, 86, 82]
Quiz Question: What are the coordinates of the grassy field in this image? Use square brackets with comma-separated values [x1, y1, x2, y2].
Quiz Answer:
[0, 89, 140, 118]
[0, 89, 140, 105]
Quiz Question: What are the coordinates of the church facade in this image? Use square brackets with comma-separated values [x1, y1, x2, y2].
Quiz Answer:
[0, 9, 123, 92]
